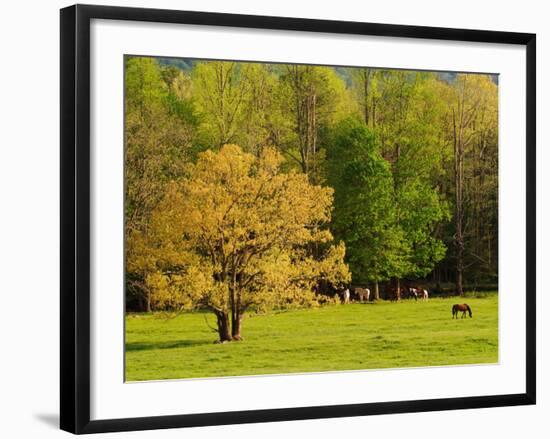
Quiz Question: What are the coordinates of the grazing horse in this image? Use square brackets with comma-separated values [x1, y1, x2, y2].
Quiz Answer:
[355, 287, 370, 302]
[407, 287, 418, 301]
[452, 303, 472, 319]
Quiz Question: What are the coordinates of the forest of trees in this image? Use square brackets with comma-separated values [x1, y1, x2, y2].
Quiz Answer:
[125, 56, 498, 341]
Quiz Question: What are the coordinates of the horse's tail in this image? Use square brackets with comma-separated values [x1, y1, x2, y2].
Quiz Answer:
[452, 305, 456, 317]
[467, 304, 472, 318]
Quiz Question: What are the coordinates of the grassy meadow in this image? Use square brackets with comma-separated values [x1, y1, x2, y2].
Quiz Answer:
[125, 293, 498, 381]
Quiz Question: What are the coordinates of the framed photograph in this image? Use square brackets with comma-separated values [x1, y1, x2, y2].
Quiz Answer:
[60, 4, 536, 434]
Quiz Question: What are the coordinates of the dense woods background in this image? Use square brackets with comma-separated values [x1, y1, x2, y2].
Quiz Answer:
[125, 55, 498, 341]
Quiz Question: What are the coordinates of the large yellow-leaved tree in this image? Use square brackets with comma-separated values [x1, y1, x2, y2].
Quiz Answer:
[134, 144, 350, 342]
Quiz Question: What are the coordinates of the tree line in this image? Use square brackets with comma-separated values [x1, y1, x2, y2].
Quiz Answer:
[125, 56, 498, 340]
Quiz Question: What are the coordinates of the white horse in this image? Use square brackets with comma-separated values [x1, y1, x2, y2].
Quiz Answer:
[420, 288, 429, 301]
[342, 288, 350, 304]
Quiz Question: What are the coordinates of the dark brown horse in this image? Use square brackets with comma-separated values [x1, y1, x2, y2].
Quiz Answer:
[452, 303, 472, 319]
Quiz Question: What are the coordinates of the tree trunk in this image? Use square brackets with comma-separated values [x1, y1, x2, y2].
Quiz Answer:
[231, 313, 243, 341]
[374, 281, 380, 301]
[453, 108, 465, 296]
[396, 278, 401, 301]
[215, 311, 232, 342]
[372, 95, 376, 128]
[304, 88, 318, 183]
[363, 69, 370, 126]
[228, 262, 244, 341]
[456, 241, 464, 296]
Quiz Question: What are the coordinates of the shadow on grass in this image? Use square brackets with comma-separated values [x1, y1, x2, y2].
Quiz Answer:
[126, 339, 209, 352]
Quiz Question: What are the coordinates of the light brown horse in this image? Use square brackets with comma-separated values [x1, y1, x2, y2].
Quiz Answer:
[452, 303, 472, 319]
[354, 287, 370, 302]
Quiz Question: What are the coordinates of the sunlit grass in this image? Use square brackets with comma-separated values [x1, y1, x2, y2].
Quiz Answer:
[125, 293, 498, 381]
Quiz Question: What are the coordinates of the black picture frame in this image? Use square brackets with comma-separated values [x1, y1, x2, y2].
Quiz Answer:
[60, 4, 536, 434]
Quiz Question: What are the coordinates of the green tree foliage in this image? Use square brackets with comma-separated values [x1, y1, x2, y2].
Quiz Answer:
[327, 118, 409, 297]
[124, 55, 498, 318]
[357, 71, 449, 294]
[125, 56, 196, 310]
[442, 74, 498, 293]
[192, 61, 283, 156]
[277, 65, 350, 183]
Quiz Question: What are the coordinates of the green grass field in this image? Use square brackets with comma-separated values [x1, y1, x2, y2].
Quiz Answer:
[125, 293, 498, 381]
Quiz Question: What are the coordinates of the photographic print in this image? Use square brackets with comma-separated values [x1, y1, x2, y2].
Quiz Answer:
[124, 56, 499, 382]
